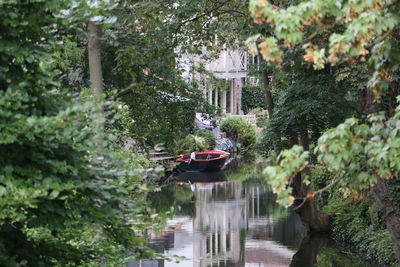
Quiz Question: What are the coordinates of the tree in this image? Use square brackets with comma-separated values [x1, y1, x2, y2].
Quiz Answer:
[88, 21, 104, 99]
[248, 0, 400, 262]
[0, 1, 160, 265]
[87, 0, 254, 150]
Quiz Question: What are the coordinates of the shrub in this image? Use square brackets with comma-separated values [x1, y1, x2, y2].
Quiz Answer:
[308, 166, 396, 266]
[0, 2, 161, 265]
[248, 108, 269, 128]
[242, 85, 266, 113]
[115, 149, 157, 169]
[220, 117, 256, 148]
[330, 199, 396, 267]
[194, 129, 216, 149]
[172, 134, 209, 155]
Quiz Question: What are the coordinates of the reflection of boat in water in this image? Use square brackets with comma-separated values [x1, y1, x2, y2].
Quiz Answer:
[176, 150, 230, 172]
[175, 170, 227, 184]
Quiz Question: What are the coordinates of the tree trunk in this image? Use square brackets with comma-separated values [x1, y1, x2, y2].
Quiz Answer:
[256, 38, 274, 118]
[371, 178, 400, 262]
[294, 198, 332, 232]
[360, 88, 380, 115]
[88, 21, 104, 149]
[88, 21, 103, 98]
[294, 131, 331, 232]
[262, 70, 274, 118]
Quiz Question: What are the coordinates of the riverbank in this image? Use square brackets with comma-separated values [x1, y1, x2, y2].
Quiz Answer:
[310, 168, 398, 267]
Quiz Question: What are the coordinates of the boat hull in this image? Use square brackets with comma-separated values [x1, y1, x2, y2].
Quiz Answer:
[176, 150, 230, 172]
[177, 156, 227, 172]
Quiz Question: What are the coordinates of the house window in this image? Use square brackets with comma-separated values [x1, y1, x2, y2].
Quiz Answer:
[239, 52, 247, 70]
[246, 54, 260, 85]
[249, 54, 260, 70]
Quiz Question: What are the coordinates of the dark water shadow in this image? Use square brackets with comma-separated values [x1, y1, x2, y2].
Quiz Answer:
[290, 233, 331, 267]
[290, 233, 375, 267]
[175, 171, 227, 183]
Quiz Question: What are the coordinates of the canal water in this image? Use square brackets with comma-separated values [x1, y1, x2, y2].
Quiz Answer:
[128, 159, 372, 267]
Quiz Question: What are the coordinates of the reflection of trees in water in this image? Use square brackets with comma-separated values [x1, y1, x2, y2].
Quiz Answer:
[193, 181, 307, 266]
[148, 183, 195, 217]
[244, 182, 306, 249]
[136, 178, 308, 267]
[224, 155, 267, 182]
[272, 213, 307, 249]
[136, 157, 372, 267]
[290, 233, 330, 267]
[193, 182, 247, 266]
[290, 233, 373, 267]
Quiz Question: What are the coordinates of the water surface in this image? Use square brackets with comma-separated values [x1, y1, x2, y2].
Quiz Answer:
[128, 159, 373, 267]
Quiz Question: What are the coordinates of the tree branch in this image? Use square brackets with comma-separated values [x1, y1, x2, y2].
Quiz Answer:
[172, 0, 232, 47]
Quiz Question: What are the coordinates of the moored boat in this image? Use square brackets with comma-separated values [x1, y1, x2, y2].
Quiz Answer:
[176, 150, 230, 172]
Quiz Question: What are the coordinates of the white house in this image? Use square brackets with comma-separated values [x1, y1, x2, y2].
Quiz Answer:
[179, 47, 260, 116]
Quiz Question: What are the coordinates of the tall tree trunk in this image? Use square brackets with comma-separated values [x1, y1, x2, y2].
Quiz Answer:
[294, 131, 331, 232]
[256, 38, 274, 117]
[294, 197, 332, 232]
[88, 21, 104, 149]
[262, 70, 274, 118]
[88, 21, 103, 98]
[371, 178, 400, 262]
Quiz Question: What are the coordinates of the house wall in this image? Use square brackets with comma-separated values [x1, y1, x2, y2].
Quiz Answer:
[179, 48, 250, 115]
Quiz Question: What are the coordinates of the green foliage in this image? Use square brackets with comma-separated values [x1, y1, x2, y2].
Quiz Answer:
[388, 179, 400, 212]
[172, 134, 210, 155]
[248, 108, 269, 128]
[316, 247, 375, 267]
[263, 145, 309, 207]
[248, 0, 400, 97]
[220, 117, 257, 148]
[115, 149, 157, 169]
[97, 0, 250, 150]
[309, 168, 337, 210]
[261, 96, 400, 265]
[263, 98, 400, 206]
[0, 1, 162, 266]
[259, 67, 355, 154]
[194, 129, 216, 149]
[117, 88, 201, 150]
[249, 0, 400, 263]
[242, 85, 266, 113]
[315, 100, 400, 191]
[329, 199, 396, 267]
[0, 90, 160, 265]
[309, 167, 396, 265]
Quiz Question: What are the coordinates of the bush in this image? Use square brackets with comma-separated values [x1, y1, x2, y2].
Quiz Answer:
[0, 2, 160, 265]
[115, 149, 157, 169]
[172, 134, 209, 155]
[306, 166, 396, 266]
[220, 117, 256, 148]
[242, 85, 266, 113]
[194, 129, 216, 149]
[330, 199, 396, 267]
[248, 108, 269, 128]
[309, 168, 337, 209]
